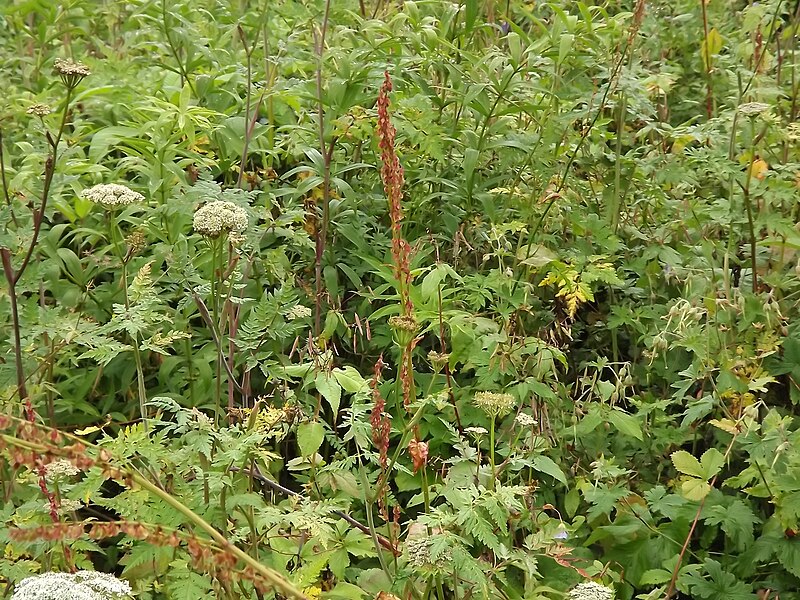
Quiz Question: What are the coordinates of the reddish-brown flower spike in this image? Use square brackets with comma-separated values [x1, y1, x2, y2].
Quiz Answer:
[369, 355, 391, 468]
[408, 438, 428, 473]
[376, 71, 413, 317]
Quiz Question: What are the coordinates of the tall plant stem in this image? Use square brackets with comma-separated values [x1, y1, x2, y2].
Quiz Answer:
[161, 0, 196, 96]
[0, 85, 74, 407]
[236, 24, 255, 189]
[313, 0, 333, 336]
[110, 216, 148, 427]
[700, 0, 714, 118]
[742, 147, 759, 293]
[489, 416, 497, 491]
[1, 250, 26, 401]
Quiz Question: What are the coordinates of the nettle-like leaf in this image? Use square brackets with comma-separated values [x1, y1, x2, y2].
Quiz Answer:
[703, 497, 759, 551]
[682, 559, 756, 600]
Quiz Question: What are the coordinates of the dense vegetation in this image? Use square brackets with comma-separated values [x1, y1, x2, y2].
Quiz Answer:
[1, 0, 800, 598]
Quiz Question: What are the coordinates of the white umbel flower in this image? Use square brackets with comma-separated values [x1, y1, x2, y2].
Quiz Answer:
[568, 581, 614, 600]
[738, 102, 770, 117]
[11, 571, 132, 600]
[81, 184, 144, 209]
[192, 201, 248, 238]
[473, 391, 515, 418]
[515, 412, 538, 427]
[44, 459, 80, 482]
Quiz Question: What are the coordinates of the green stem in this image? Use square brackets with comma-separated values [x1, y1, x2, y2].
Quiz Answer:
[489, 416, 496, 491]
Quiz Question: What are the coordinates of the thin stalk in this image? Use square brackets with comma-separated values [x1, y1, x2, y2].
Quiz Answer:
[313, 0, 333, 336]
[1, 250, 26, 401]
[489, 416, 496, 491]
[742, 146, 759, 293]
[236, 24, 255, 189]
[700, 0, 714, 118]
[161, 0, 197, 96]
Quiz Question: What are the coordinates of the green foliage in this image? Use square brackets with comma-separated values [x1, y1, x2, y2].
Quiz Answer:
[1, 0, 800, 599]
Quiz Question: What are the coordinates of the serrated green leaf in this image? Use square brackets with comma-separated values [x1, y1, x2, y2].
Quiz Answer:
[671, 450, 704, 478]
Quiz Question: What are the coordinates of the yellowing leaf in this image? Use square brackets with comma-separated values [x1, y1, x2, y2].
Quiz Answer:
[671, 450, 704, 478]
[701, 28, 723, 70]
[710, 418, 740, 435]
[749, 158, 768, 180]
[682, 478, 712, 501]
[74, 425, 102, 435]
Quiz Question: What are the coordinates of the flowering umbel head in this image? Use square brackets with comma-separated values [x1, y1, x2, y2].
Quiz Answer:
[567, 581, 614, 600]
[193, 200, 248, 238]
[11, 570, 132, 600]
[27, 103, 52, 117]
[81, 184, 144, 210]
[473, 391, 515, 419]
[53, 58, 91, 89]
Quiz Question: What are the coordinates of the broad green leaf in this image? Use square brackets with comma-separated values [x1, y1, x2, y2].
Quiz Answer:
[699, 448, 725, 480]
[532, 455, 567, 485]
[315, 372, 342, 416]
[333, 366, 367, 393]
[608, 409, 643, 440]
[297, 421, 325, 457]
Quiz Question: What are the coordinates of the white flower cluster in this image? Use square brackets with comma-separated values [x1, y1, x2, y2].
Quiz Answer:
[568, 582, 614, 600]
[44, 459, 80, 482]
[405, 536, 451, 569]
[81, 184, 144, 210]
[738, 102, 770, 117]
[515, 412, 538, 427]
[53, 58, 91, 78]
[192, 201, 248, 238]
[285, 304, 312, 320]
[27, 103, 52, 117]
[473, 391, 515, 418]
[42, 498, 82, 515]
[463, 426, 487, 437]
[11, 571, 132, 600]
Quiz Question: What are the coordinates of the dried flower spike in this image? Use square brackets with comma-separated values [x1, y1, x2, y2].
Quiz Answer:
[11, 570, 132, 600]
[193, 200, 248, 238]
[408, 438, 428, 473]
[82, 184, 144, 210]
[53, 58, 91, 88]
[473, 391, 515, 418]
